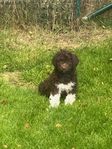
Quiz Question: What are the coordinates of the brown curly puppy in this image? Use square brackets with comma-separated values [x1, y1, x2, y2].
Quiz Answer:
[38, 49, 79, 107]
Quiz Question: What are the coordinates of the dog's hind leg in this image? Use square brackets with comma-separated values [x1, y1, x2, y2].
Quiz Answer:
[38, 81, 50, 97]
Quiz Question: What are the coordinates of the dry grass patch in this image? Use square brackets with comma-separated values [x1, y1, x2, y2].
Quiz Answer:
[4, 26, 112, 50]
[0, 71, 35, 89]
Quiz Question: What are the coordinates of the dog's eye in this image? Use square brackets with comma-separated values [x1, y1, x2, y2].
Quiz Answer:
[59, 58, 64, 61]
[60, 61, 64, 64]
[58, 59, 64, 64]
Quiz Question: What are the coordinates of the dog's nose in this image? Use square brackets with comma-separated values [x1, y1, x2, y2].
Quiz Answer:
[61, 63, 68, 69]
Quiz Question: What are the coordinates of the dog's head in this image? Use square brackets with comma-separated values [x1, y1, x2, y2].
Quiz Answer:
[52, 49, 79, 73]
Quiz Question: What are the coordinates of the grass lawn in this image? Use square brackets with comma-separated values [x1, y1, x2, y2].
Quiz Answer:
[0, 28, 112, 149]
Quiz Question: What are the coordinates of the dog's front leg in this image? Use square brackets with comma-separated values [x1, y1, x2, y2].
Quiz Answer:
[65, 93, 76, 105]
[49, 92, 61, 108]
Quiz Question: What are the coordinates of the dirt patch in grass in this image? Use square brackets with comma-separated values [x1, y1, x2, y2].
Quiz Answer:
[0, 71, 36, 89]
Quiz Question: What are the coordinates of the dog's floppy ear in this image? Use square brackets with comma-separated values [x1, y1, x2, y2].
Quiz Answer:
[71, 54, 79, 67]
[52, 53, 57, 66]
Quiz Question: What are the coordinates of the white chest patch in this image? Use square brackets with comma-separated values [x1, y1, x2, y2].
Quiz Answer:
[56, 82, 75, 94]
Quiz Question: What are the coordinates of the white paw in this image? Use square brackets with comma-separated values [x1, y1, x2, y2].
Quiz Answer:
[49, 100, 60, 108]
[65, 94, 76, 105]
[49, 94, 60, 108]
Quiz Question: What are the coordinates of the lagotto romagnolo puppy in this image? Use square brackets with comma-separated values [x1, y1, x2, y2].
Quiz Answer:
[38, 49, 79, 108]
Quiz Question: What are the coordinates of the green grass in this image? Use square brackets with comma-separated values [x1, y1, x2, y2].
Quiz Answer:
[0, 29, 112, 149]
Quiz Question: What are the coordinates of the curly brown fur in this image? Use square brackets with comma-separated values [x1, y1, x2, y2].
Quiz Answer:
[38, 49, 79, 107]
